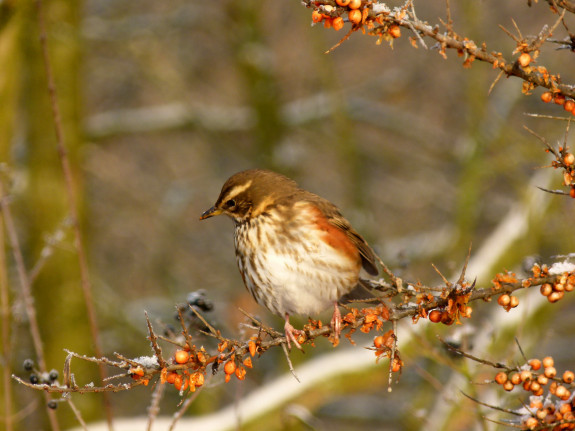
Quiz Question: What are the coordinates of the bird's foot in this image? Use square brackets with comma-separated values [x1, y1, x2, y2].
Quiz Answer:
[284, 314, 305, 350]
[330, 303, 342, 345]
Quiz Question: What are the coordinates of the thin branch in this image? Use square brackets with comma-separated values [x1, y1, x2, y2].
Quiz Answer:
[145, 312, 166, 369]
[460, 391, 523, 416]
[146, 381, 165, 431]
[36, 0, 113, 428]
[281, 343, 301, 383]
[168, 377, 209, 431]
[0, 182, 13, 431]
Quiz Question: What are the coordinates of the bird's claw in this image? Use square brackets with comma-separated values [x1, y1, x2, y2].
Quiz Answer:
[284, 320, 305, 350]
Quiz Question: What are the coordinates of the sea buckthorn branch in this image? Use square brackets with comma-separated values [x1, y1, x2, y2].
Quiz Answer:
[440, 339, 575, 430]
[545, 0, 575, 15]
[302, 0, 575, 99]
[13, 258, 575, 404]
[525, 124, 575, 198]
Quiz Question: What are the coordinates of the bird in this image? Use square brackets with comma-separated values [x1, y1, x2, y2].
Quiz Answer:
[200, 169, 378, 349]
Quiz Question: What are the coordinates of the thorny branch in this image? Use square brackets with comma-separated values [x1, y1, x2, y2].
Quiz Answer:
[440, 338, 575, 430]
[303, 0, 575, 97]
[13, 256, 575, 397]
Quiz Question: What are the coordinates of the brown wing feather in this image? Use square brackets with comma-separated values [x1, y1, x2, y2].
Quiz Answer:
[313, 198, 379, 276]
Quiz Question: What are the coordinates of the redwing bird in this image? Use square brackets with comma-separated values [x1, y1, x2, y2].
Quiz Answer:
[200, 169, 378, 348]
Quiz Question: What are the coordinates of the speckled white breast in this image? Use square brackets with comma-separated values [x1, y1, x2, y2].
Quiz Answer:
[234, 203, 361, 317]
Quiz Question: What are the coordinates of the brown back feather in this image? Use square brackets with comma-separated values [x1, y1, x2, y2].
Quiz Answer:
[311, 197, 379, 276]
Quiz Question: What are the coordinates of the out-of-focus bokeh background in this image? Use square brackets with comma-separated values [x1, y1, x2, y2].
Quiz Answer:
[2, 0, 575, 429]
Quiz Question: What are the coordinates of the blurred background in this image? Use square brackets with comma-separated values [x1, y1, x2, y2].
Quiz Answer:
[2, 0, 575, 429]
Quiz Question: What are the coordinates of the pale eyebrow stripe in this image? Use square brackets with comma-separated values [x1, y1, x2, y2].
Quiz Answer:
[225, 180, 253, 200]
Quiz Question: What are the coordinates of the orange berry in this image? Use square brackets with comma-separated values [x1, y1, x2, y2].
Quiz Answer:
[509, 295, 519, 308]
[429, 309, 442, 323]
[520, 370, 532, 382]
[560, 403, 573, 414]
[312, 10, 323, 23]
[243, 357, 253, 369]
[173, 374, 184, 391]
[565, 100, 575, 112]
[529, 359, 542, 371]
[529, 381, 541, 393]
[440, 312, 455, 325]
[503, 380, 514, 391]
[564, 153, 575, 166]
[510, 372, 522, 385]
[544, 366, 557, 379]
[174, 350, 190, 364]
[391, 358, 401, 373]
[388, 24, 401, 39]
[348, 0, 361, 9]
[550, 381, 558, 395]
[224, 360, 236, 375]
[235, 366, 246, 380]
[518, 52, 531, 67]
[497, 294, 510, 307]
[524, 417, 539, 430]
[129, 366, 144, 377]
[554, 94, 566, 105]
[537, 374, 548, 385]
[248, 340, 257, 357]
[374, 335, 385, 348]
[323, 18, 333, 29]
[348, 9, 362, 24]
[563, 370, 575, 384]
[190, 372, 204, 387]
[332, 17, 344, 31]
[540, 283, 552, 296]
[495, 371, 508, 385]
[541, 91, 553, 103]
[336, 0, 351, 6]
[570, 186, 575, 199]
[166, 372, 178, 385]
[548, 291, 564, 303]
[556, 385, 570, 400]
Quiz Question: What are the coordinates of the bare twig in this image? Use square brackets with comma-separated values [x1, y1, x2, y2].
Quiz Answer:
[168, 377, 209, 431]
[146, 381, 165, 431]
[460, 391, 523, 415]
[36, 0, 113, 428]
[145, 312, 166, 368]
[67, 399, 89, 431]
[0, 183, 60, 430]
[0, 182, 13, 431]
[281, 343, 301, 383]
[438, 336, 509, 370]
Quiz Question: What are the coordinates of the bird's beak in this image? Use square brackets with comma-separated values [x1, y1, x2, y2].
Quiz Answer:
[200, 206, 223, 220]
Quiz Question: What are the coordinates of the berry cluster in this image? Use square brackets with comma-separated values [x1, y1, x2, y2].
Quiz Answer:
[533, 264, 575, 303]
[148, 339, 258, 392]
[311, 0, 364, 30]
[493, 357, 575, 430]
[425, 284, 474, 325]
[542, 142, 575, 198]
[157, 349, 207, 392]
[541, 91, 575, 118]
[373, 330, 402, 373]
[428, 304, 473, 325]
[309, 0, 401, 39]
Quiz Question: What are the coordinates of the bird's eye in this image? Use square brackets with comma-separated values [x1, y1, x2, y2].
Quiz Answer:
[225, 199, 236, 207]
